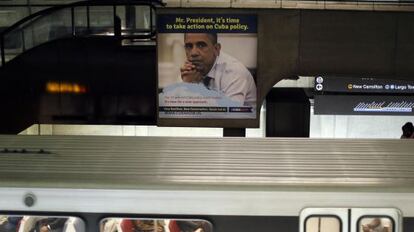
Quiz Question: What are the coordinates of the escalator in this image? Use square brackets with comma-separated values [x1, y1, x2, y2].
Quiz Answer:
[0, 0, 163, 134]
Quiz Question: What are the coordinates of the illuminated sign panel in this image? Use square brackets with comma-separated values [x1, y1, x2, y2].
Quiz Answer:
[157, 14, 258, 121]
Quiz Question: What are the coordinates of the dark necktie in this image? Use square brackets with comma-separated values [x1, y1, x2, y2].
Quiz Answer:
[203, 76, 212, 89]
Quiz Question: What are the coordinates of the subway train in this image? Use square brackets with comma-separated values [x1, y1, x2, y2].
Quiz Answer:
[0, 134, 414, 231]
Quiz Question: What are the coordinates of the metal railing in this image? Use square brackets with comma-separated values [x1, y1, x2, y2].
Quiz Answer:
[0, 0, 164, 67]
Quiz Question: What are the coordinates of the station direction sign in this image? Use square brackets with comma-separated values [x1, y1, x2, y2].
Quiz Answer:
[314, 76, 414, 94]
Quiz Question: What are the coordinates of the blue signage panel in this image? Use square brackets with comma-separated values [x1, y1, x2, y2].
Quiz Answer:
[157, 14, 257, 33]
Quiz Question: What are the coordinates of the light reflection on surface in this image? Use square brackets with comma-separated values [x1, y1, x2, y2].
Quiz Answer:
[46, 81, 87, 94]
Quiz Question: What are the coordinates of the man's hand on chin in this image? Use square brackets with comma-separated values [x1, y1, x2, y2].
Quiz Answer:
[181, 61, 203, 83]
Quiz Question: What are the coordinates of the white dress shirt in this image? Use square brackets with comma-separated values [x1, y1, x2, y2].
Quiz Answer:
[205, 52, 257, 107]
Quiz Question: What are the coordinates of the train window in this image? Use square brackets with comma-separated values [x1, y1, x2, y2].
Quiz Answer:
[305, 216, 341, 232]
[0, 215, 85, 231]
[100, 218, 213, 232]
[300, 208, 348, 232]
[352, 208, 401, 232]
[358, 217, 393, 232]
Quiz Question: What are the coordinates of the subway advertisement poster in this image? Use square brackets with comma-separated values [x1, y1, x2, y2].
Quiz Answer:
[157, 14, 257, 119]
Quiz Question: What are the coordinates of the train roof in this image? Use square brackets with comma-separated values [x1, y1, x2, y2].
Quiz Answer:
[0, 135, 413, 192]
